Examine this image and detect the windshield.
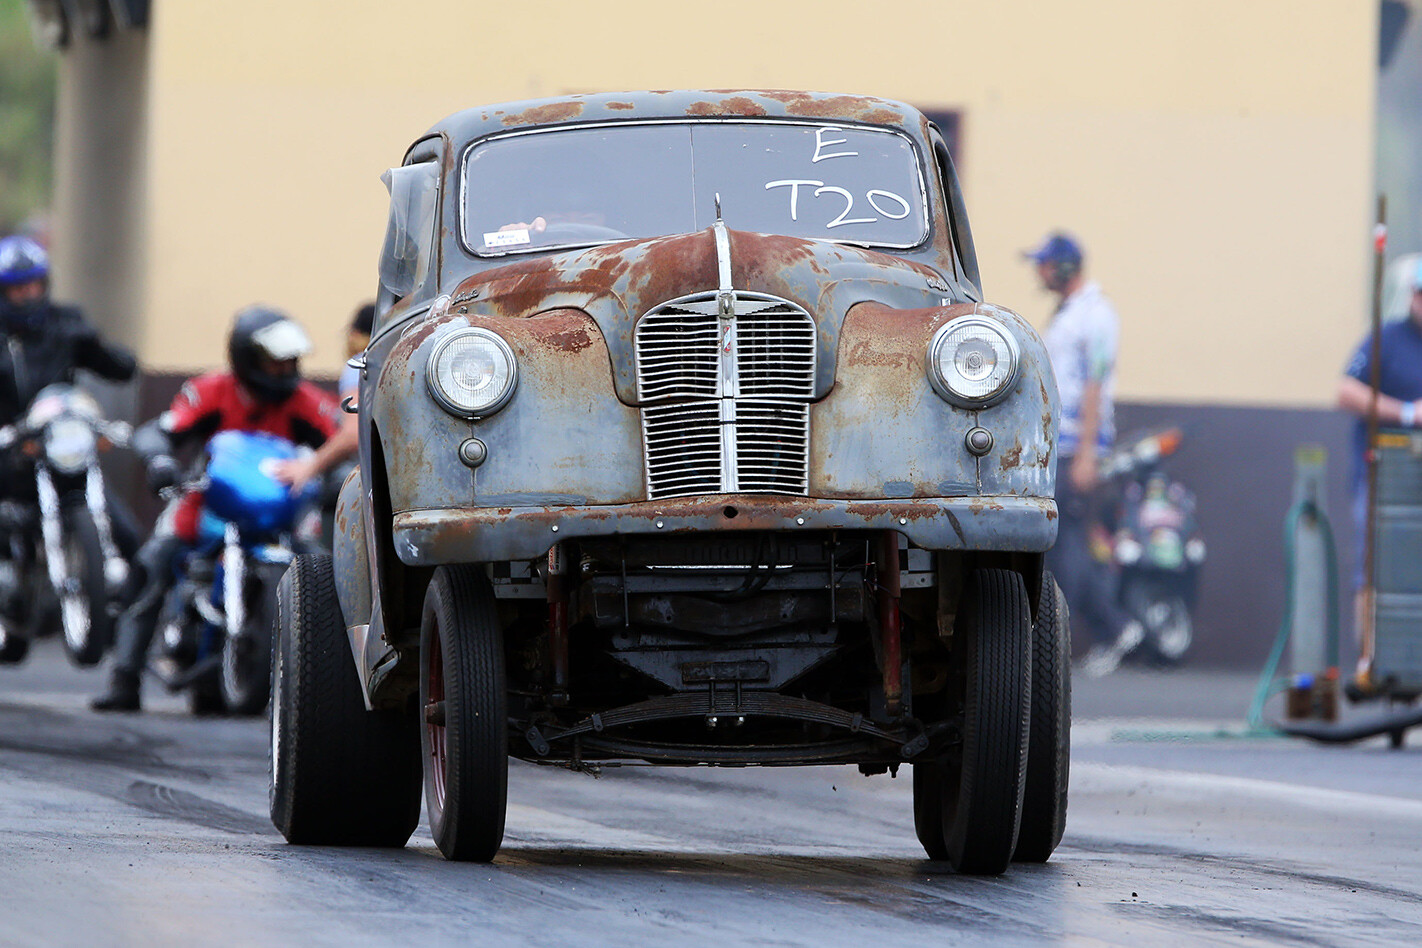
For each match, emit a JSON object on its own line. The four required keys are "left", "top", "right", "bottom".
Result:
{"left": 462, "top": 121, "right": 928, "bottom": 256}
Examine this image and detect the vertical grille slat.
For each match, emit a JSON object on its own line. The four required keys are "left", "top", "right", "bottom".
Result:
{"left": 636, "top": 291, "right": 816, "bottom": 500}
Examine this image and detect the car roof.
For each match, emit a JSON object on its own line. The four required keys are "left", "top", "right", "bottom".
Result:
{"left": 411, "top": 90, "right": 928, "bottom": 157}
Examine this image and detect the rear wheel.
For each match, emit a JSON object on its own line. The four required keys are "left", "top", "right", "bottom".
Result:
{"left": 270, "top": 554, "right": 422, "bottom": 846}
{"left": 57, "top": 506, "right": 109, "bottom": 667}
{"left": 421, "top": 565, "right": 507, "bottom": 862}
{"left": 935, "top": 568, "right": 1032, "bottom": 875}
{"left": 1014, "top": 571, "right": 1070, "bottom": 862}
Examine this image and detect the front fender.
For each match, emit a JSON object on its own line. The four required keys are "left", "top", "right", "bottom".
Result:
{"left": 331, "top": 466, "right": 371, "bottom": 632}
{"left": 810, "top": 302, "right": 1057, "bottom": 499}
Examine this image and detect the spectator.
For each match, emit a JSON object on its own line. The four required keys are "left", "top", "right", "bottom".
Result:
{"left": 1336, "top": 258, "right": 1422, "bottom": 680}
{"left": 1024, "top": 231, "right": 1140, "bottom": 677}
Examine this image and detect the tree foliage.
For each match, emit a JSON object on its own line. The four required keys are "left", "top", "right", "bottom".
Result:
{"left": 0, "top": 0, "right": 57, "bottom": 232}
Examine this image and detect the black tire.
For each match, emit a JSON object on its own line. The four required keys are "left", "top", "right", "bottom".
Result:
{"left": 0, "top": 618, "right": 29, "bottom": 664}
{"left": 270, "top": 554, "right": 422, "bottom": 846}
{"left": 421, "top": 565, "right": 507, "bottom": 862}
{"left": 220, "top": 561, "right": 285, "bottom": 715}
{"left": 57, "top": 506, "right": 110, "bottom": 667}
{"left": 941, "top": 568, "right": 1032, "bottom": 875}
{"left": 1014, "top": 571, "right": 1071, "bottom": 863}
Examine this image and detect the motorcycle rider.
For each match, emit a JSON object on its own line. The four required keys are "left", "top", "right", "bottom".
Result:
{"left": 0, "top": 234, "right": 143, "bottom": 573}
{"left": 0, "top": 235, "right": 138, "bottom": 425}
{"left": 92, "top": 305, "right": 339, "bottom": 712}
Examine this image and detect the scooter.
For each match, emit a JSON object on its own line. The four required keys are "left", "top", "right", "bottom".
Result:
{"left": 151, "top": 430, "right": 319, "bottom": 715}
{"left": 1097, "top": 427, "right": 1205, "bottom": 666}
{"left": 0, "top": 384, "right": 133, "bottom": 666}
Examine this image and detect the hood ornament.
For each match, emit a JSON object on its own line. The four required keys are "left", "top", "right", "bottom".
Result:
{"left": 713, "top": 193, "right": 734, "bottom": 319}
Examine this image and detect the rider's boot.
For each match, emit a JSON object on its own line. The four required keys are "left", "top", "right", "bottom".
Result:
{"left": 91, "top": 668, "right": 141, "bottom": 712}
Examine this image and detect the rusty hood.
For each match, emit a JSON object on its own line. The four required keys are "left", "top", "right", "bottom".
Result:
{"left": 449, "top": 228, "right": 957, "bottom": 404}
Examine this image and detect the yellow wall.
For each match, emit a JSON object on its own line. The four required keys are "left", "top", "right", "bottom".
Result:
{"left": 132, "top": 0, "right": 1376, "bottom": 407}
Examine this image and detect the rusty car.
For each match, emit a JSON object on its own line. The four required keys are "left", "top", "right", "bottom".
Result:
{"left": 268, "top": 90, "right": 1066, "bottom": 875}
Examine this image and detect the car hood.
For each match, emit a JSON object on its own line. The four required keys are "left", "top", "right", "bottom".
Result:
{"left": 447, "top": 228, "right": 959, "bottom": 403}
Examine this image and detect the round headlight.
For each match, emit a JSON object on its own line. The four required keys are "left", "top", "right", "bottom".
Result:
{"left": 926, "top": 317, "right": 1020, "bottom": 407}
{"left": 426, "top": 328, "right": 518, "bottom": 418}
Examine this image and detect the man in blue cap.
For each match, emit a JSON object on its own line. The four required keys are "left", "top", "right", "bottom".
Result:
{"left": 1337, "top": 257, "right": 1422, "bottom": 683}
{"left": 1025, "top": 231, "right": 1139, "bottom": 676}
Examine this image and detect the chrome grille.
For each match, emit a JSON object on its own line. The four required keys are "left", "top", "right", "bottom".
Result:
{"left": 636, "top": 291, "right": 816, "bottom": 499}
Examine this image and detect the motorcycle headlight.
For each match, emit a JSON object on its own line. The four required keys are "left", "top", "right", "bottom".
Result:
{"left": 926, "top": 316, "right": 1020, "bottom": 408}
{"left": 1185, "top": 538, "right": 1206, "bottom": 564}
{"left": 1114, "top": 536, "right": 1144, "bottom": 566}
{"left": 46, "top": 418, "right": 95, "bottom": 474}
{"left": 426, "top": 328, "right": 518, "bottom": 419}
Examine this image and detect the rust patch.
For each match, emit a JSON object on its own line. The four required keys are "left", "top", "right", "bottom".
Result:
{"left": 606, "top": 101, "right": 635, "bottom": 111}
{"left": 759, "top": 92, "right": 900, "bottom": 124}
{"left": 501, "top": 101, "right": 584, "bottom": 127}
{"left": 543, "top": 324, "right": 593, "bottom": 352}
{"left": 999, "top": 441, "right": 1023, "bottom": 471}
{"left": 451, "top": 230, "right": 719, "bottom": 321}
{"left": 840, "top": 301, "right": 971, "bottom": 367}
{"left": 687, "top": 97, "right": 769, "bottom": 117}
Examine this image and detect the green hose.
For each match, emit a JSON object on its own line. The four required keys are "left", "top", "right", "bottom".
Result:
{"left": 1247, "top": 498, "right": 1341, "bottom": 730}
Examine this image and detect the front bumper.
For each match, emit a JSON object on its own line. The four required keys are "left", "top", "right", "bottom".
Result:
{"left": 391, "top": 495, "right": 1057, "bottom": 565}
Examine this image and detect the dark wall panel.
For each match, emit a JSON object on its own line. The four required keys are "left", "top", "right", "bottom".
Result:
{"left": 1113, "top": 402, "right": 1357, "bottom": 670}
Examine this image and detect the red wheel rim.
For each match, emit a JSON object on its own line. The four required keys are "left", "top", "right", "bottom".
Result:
{"left": 427, "top": 622, "right": 448, "bottom": 813}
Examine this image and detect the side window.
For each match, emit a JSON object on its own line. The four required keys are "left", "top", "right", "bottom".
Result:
{"left": 375, "top": 159, "right": 440, "bottom": 328}
{"left": 929, "top": 126, "right": 980, "bottom": 296}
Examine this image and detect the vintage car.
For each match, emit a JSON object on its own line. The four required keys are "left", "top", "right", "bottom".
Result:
{"left": 269, "top": 90, "right": 1066, "bottom": 875}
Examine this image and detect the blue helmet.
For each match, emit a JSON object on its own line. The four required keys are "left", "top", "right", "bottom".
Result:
{"left": 0, "top": 236, "right": 50, "bottom": 287}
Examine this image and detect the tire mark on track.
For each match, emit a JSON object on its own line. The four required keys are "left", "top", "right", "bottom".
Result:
{"left": 125, "top": 780, "right": 273, "bottom": 835}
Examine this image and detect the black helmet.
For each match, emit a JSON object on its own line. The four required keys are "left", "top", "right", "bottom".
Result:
{"left": 228, "top": 305, "right": 311, "bottom": 403}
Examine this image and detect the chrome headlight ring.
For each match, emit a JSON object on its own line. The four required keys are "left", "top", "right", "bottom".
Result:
{"left": 425, "top": 327, "right": 519, "bottom": 419}
{"left": 926, "top": 316, "right": 1021, "bottom": 408}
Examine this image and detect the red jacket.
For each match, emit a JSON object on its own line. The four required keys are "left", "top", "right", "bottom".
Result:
{"left": 161, "top": 371, "right": 339, "bottom": 450}
{"left": 159, "top": 372, "right": 339, "bottom": 542}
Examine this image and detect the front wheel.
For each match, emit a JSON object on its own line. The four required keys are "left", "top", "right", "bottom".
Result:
{"left": 57, "top": 505, "right": 110, "bottom": 667}
{"left": 1014, "top": 571, "right": 1070, "bottom": 863}
{"left": 421, "top": 565, "right": 507, "bottom": 862}
{"left": 220, "top": 560, "right": 284, "bottom": 715}
{"left": 934, "top": 568, "right": 1033, "bottom": 875}
{"left": 270, "top": 554, "right": 422, "bottom": 846}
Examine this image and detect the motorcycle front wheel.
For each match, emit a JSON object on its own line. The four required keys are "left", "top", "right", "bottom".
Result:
{"left": 220, "top": 560, "right": 286, "bottom": 715}
{"left": 58, "top": 505, "right": 111, "bottom": 667}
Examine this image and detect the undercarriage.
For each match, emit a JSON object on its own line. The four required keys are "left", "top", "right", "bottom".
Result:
{"left": 485, "top": 531, "right": 1016, "bottom": 770}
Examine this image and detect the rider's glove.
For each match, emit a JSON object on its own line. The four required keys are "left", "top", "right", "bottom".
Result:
{"left": 146, "top": 455, "right": 180, "bottom": 494}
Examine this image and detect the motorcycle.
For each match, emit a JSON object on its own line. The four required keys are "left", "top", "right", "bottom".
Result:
{"left": 1095, "top": 427, "right": 1205, "bottom": 666}
{"left": 0, "top": 384, "right": 133, "bottom": 666}
{"left": 151, "top": 430, "right": 319, "bottom": 715}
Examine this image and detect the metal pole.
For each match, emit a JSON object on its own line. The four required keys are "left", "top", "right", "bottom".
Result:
{"left": 1361, "top": 196, "right": 1387, "bottom": 679}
